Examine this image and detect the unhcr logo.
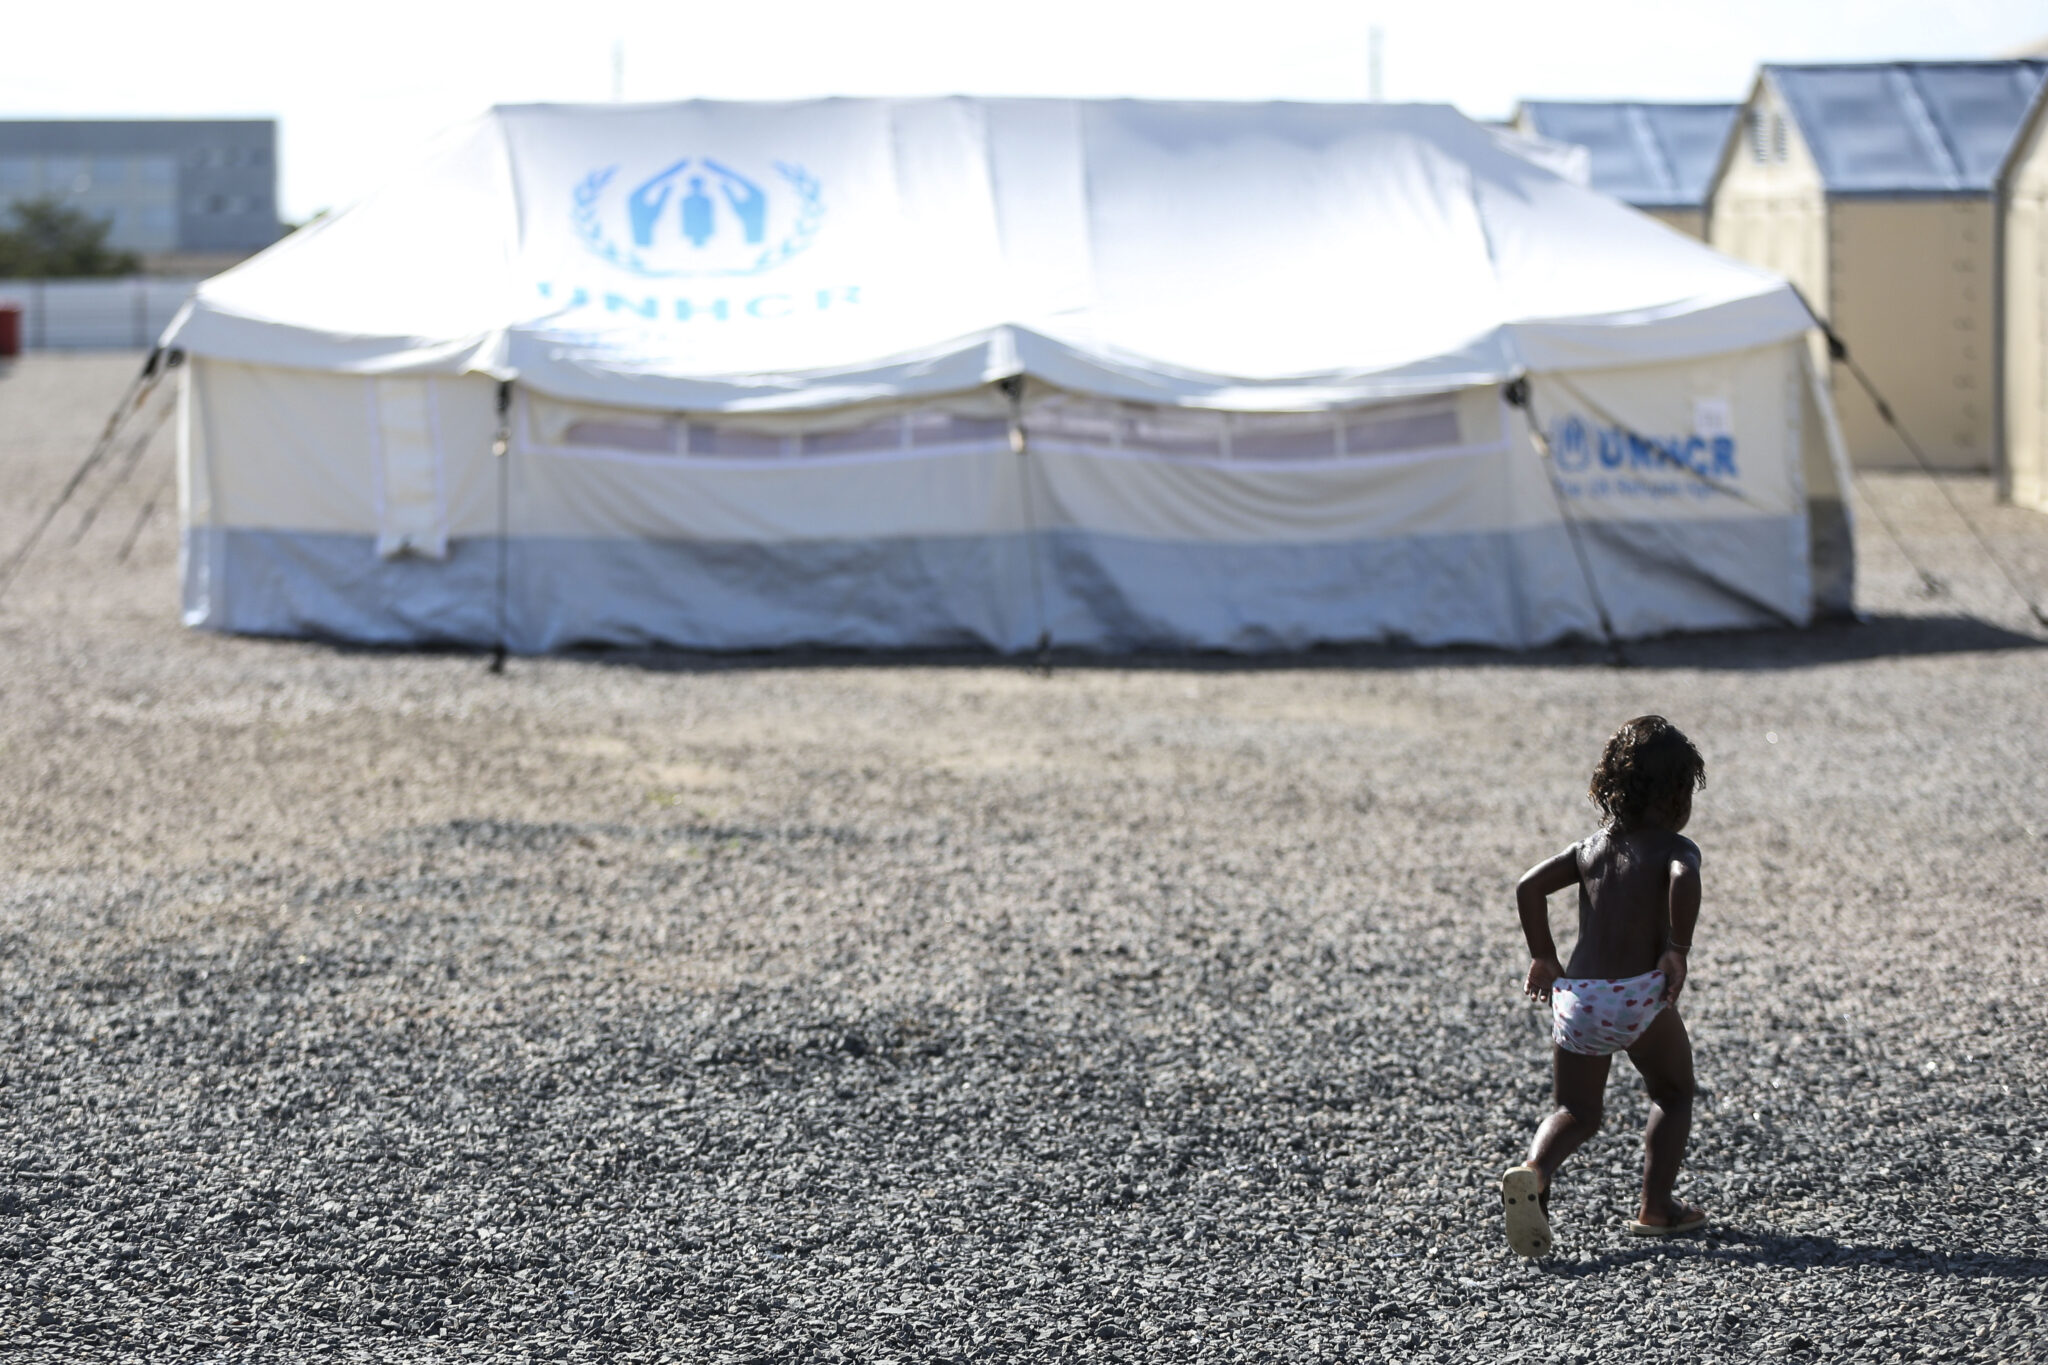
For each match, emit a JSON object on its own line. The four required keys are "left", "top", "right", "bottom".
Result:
{"left": 1550, "top": 415, "right": 1738, "bottom": 481}
{"left": 573, "top": 157, "right": 824, "bottom": 278}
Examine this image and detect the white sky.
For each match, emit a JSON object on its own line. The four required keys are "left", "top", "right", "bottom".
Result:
{"left": 7, "top": 0, "right": 2046, "bottom": 221}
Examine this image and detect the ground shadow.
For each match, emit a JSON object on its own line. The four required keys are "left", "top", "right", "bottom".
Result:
{"left": 500, "top": 612, "right": 2041, "bottom": 676}
{"left": 273, "top": 610, "right": 2044, "bottom": 677}
{"left": 1541, "top": 1223, "right": 2048, "bottom": 1279}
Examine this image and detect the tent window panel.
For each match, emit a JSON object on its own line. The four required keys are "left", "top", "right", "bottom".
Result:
{"left": 908, "top": 412, "right": 1008, "bottom": 449}
{"left": 562, "top": 417, "right": 679, "bottom": 455}
{"left": 687, "top": 424, "right": 787, "bottom": 458}
{"left": 1229, "top": 419, "right": 1337, "bottom": 462}
{"left": 1119, "top": 411, "right": 1224, "bottom": 459}
{"left": 1341, "top": 401, "right": 1462, "bottom": 456}
{"left": 1029, "top": 400, "right": 1123, "bottom": 448}
{"left": 800, "top": 416, "right": 907, "bottom": 457}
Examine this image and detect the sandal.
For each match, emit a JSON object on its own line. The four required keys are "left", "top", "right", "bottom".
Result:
{"left": 1500, "top": 1166, "right": 1553, "bottom": 1257}
{"left": 1625, "top": 1203, "right": 1707, "bottom": 1237}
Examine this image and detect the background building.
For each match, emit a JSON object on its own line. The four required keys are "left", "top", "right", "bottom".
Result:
{"left": 2003, "top": 84, "right": 2048, "bottom": 510}
{"left": 1708, "top": 61, "right": 2048, "bottom": 472}
{"left": 0, "top": 120, "right": 280, "bottom": 273}
{"left": 1512, "top": 101, "right": 1738, "bottom": 239}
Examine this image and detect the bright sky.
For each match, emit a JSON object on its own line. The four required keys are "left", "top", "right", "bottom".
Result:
{"left": 8, "top": 0, "right": 2045, "bottom": 221}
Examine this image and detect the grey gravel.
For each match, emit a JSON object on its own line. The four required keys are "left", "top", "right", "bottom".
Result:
{"left": 1, "top": 351, "right": 2046, "bottom": 1362}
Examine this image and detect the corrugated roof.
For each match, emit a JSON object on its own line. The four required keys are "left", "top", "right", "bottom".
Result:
{"left": 1517, "top": 102, "right": 1738, "bottom": 208}
{"left": 1764, "top": 60, "right": 2048, "bottom": 194}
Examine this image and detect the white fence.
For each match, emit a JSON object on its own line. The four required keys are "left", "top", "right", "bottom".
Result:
{"left": 0, "top": 277, "right": 206, "bottom": 350}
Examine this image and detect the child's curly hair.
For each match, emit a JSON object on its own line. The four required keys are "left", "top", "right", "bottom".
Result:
{"left": 1589, "top": 715, "right": 1705, "bottom": 829}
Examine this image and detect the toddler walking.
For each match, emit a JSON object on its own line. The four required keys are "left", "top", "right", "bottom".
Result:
{"left": 1501, "top": 715, "right": 1706, "bottom": 1257}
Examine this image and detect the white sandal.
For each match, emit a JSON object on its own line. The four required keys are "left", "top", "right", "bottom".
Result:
{"left": 1499, "top": 1166, "right": 1553, "bottom": 1257}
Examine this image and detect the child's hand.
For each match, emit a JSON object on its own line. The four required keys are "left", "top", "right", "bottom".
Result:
{"left": 1524, "top": 956, "right": 1563, "bottom": 1003}
{"left": 1658, "top": 948, "right": 1689, "bottom": 1004}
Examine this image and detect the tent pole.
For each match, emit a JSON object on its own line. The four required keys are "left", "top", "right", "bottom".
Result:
{"left": 1505, "top": 376, "right": 1626, "bottom": 666}
{"left": 1002, "top": 376, "right": 1053, "bottom": 666}
{"left": 489, "top": 380, "right": 513, "bottom": 672}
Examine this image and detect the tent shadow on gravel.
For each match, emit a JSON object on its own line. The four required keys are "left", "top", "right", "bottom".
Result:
{"left": 515, "top": 611, "right": 2043, "bottom": 675}
{"left": 1540, "top": 1227, "right": 2048, "bottom": 1279}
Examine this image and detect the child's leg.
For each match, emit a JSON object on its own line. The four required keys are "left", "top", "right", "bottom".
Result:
{"left": 1624, "top": 1007, "right": 1698, "bottom": 1223}
{"left": 1525, "top": 1046, "right": 1610, "bottom": 1187}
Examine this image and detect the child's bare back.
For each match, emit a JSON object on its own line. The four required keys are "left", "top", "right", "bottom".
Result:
{"left": 1566, "top": 826, "right": 1700, "bottom": 981}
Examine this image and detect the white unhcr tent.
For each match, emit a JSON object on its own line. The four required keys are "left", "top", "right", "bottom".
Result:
{"left": 165, "top": 99, "right": 1855, "bottom": 653}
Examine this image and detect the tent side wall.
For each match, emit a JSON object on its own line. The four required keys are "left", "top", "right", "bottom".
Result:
{"left": 2007, "top": 98, "right": 2048, "bottom": 511}
{"left": 1827, "top": 196, "right": 2000, "bottom": 472}
{"left": 181, "top": 341, "right": 1833, "bottom": 653}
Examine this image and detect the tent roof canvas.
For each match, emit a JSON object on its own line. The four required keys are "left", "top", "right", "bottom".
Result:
{"left": 1764, "top": 60, "right": 2048, "bottom": 195}
{"left": 167, "top": 98, "right": 1811, "bottom": 413}
{"left": 1516, "top": 101, "right": 1739, "bottom": 209}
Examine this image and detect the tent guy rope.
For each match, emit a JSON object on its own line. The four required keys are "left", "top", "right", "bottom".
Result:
{"left": 0, "top": 347, "right": 178, "bottom": 606}
{"left": 1795, "top": 290, "right": 2048, "bottom": 629}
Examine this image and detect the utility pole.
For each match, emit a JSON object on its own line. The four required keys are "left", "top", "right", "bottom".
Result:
{"left": 611, "top": 40, "right": 625, "bottom": 102}
{"left": 1368, "top": 26, "right": 1384, "bottom": 102}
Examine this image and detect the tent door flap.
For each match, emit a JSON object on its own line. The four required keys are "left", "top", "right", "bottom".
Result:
{"left": 371, "top": 377, "right": 449, "bottom": 560}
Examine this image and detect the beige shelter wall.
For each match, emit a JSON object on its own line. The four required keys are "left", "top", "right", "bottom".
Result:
{"left": 1829, "top": 197, "right": 1997, "bottom": 471}
{"left": 1710, "top": 80, "right": 1830, "bottom": 315}
{"left": 2007, "top": 105, "right": 2048, "bottom": 510}
{"left": 1707, "top": 83, "right": 1832, "bottom": 404}
{"left": 1646, "top": 206, "right": 1707, "bottom": 240}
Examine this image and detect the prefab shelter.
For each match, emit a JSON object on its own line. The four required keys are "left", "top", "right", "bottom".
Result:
{"left": 1708, "top": 61, "right": 2048, "bottom": 473}
{"left": 1513, "top": 102, "right": 1738, "bottom": 240}
{"left": 2003, "top": 80, "right": 2048, "bottom": 511}
{"left": 164, "top": 99, "right": 1854, "bottom": 654}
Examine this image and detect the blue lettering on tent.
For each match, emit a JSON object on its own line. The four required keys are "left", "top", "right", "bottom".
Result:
{"left": 1545, "top": 412, "right": 1742, "bottom": 499}
{"left": 606, "top": 293, "right": 660, "bottom": 319}
{"left": 533, "top": 281, "right": 862, "bottom": 325}
{"left": 674, "top": 298, "right": 731, "bottom": 323}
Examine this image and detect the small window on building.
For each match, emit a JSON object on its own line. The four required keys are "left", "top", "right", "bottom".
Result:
{"left": 138, "top": 156, "right": 176, "bottom": 186}
{"left": 92, "top": 155, "right": 128, "bottom": 185}
{"left": 1771, "top": 115, "right": 1789, "bottom": 162}
{"left": 46, "top": 157, "right": 89, "bottom": 193}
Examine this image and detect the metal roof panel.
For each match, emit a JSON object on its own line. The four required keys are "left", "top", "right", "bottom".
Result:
{"left": 1765, "top": 61, "right": 2048, "bottom": 194}
{"left": 1519, "top": 102, "right": 1737, "bottom": 208}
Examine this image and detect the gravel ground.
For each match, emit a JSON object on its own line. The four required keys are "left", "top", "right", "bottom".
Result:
{"left": 1, "top": 351, "right": 2045, "bottom": 1362}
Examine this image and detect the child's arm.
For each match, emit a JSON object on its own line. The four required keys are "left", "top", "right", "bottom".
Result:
{"left": 1660, "top": 841, "right": 1702, "bottom": 1004}
{"left": 1515, "top": 846, "right": 1579, "bottom": 1001}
